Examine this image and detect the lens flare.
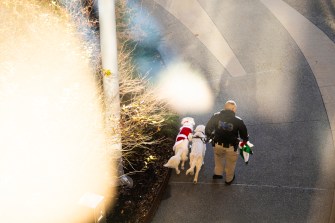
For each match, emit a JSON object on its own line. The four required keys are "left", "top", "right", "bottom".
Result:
{"left": 0, "top": 1, "right": 116, "bottom": 222}
{"left": 155, "top": 62, "right": 214, "bottom": 114}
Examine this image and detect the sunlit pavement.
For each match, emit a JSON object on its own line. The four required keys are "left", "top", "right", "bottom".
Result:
{"left": 133, "top": 0, "right": 335, "bottom": 222}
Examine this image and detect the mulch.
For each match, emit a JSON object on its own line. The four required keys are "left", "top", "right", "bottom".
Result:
{"left": 106, "top": 143, "right": 174, "bottom": 223}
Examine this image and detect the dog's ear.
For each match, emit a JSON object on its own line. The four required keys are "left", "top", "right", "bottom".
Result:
{"left": 190, "top": 118, "right": 195, "bottom": 125}
{"left": 200, "top": 125, "right": 205, "bottom": 132}
{"left": 195, "top": 124, "right": 205, "bottom": 132}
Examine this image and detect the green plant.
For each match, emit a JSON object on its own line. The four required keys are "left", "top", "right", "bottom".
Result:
{"left": 115, "top": 0, "right": 179, "bottom": 174}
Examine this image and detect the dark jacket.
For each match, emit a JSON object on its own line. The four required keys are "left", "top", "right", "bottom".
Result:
{"left": 205, "top": 110, "right": 248, "bottom": 147}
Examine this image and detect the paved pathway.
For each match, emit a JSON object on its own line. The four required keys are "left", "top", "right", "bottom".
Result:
{"left": 137, "top": 0, "right": 335, "bottom": 222}
{"left": 154, "top": 0, "right": 246, "bottom": 77}
{"left": 261, "top": 0, "right": 335, "bottom": 145}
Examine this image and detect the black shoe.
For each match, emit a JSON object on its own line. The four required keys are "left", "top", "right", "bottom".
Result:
{"left": 213, "top": 174, "right": 223, "bottom": 179}
{"left": 225, "top": 175, "right": 235, "bottom": 185}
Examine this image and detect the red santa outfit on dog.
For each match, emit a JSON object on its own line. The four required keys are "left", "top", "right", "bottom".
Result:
{"left": 174, "top": 123, "right": 193, "bottom": 148}
{"left": 164, "top": 117, "right": 195, "bottom": 174}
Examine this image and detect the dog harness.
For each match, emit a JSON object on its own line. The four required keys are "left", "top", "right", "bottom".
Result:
{"left": 192, "top": 131, "right": 207, "bottom": 144}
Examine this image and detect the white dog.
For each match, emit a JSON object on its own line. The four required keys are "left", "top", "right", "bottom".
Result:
{"left": 164, "top": 117, "right": 195, "bottom": 174}
{"left": 186, "top": 125, "right": 206, "bottom": 184}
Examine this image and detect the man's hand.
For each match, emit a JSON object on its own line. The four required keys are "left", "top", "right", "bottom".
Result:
{"left": 204, "top": 137, "right": 212, "bottom": 143}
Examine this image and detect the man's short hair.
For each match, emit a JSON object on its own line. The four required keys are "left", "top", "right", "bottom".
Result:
{"left": 224, "top": 100, "right": 237, "bottom": 111}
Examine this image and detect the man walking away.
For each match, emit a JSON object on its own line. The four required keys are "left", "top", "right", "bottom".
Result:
{"left": 205, "top": 100, "right": 249, "bottom": 185}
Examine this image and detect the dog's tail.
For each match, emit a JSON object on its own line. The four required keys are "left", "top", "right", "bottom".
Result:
{"left": 164, "top": 150, "right": 182, "bottom": 169}
{"left": 186, "top": 155, "right": 199, "bottom": 175}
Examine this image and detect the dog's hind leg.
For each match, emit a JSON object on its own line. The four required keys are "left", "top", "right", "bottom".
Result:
{"left": 189, "top": 154, "right": 193, "bottom": 166}
{"left": 181, "top": 151, "right": 188, "bottom": 170}
{"left": 193, "top": 158, "right": 203, "bottom": 184}
{"left": 181, "top": 157, "right": 189, "bottom": 170}
{"left": 175, "top": 167, "right": 180, "bottom": 174}
{"left": 186, "top": 154, "right": 195, "bottom": 176}
{"left": 189, "top": 155, "right": 194, "bottom": 174}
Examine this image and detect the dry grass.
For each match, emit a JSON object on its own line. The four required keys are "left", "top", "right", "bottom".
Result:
{"left": 57, "top": 0, "right": 178, "bottom": 174}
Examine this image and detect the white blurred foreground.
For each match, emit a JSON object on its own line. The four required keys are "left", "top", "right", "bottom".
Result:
{"left": 155, "top": 62, "right": 214, "bottom": 114}
{"left": 0, "top": 1, "right": 116, "bottom": 222}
